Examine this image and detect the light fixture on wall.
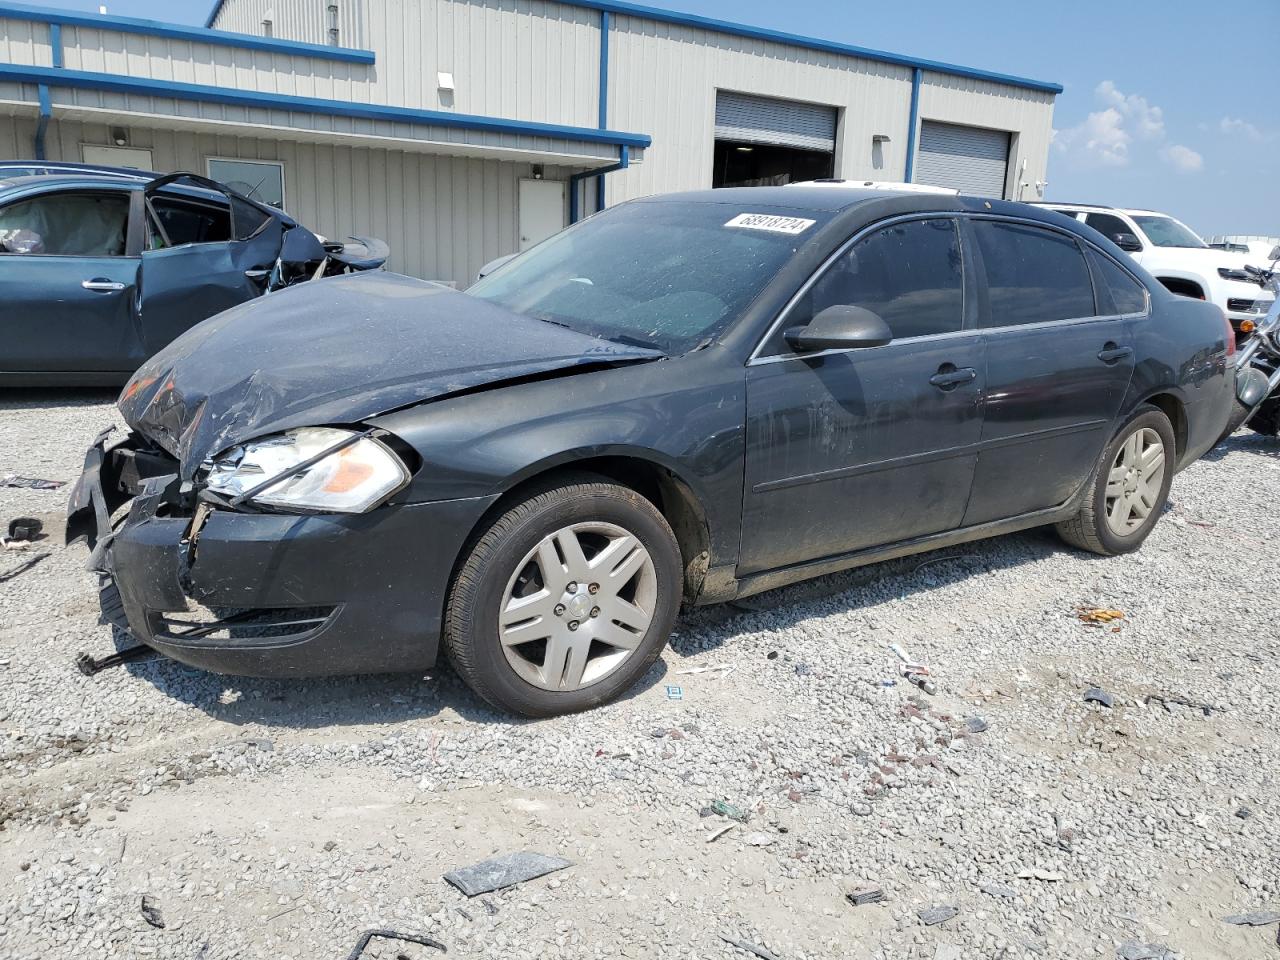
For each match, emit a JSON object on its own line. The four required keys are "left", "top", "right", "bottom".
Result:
{"left": 111, "top": 126, "right": 129, "bottom": 146}
{"left": 437, "top": 72, "right": 455, "bottom": 93}
{"left": 871, "top": 134, "right": 891, "bottom": 144}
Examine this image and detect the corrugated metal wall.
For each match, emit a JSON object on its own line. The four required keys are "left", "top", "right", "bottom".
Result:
{"left": 918, "top": 72, "right": 1056, "bottom": 201}
{"left": 213, "top": 0, "right": 600, "bottom": 128}
{"left": 211, "top": 0, "right": 366, "bottom": 48}
{"left": 604, "top": 15, "right": 915, "bottom": 205}
{"left": 3, "top": 115, "right": 587, "bottom": 286}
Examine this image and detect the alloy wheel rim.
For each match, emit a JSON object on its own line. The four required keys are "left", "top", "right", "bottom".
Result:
{"left": 498, "top": 521, "right": 657, "bottom": 692}
{"left": 1104, "top": 427, "right": 1166, "bottom": 536}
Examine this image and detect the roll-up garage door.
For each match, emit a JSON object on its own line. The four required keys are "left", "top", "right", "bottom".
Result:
{"left": 915, "top": 121, "right": 1010, "bottom": 197}
{"left": 714, "top": 92, "right": 837, "bottom": 152}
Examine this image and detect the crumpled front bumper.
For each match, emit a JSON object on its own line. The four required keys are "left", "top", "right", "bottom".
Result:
{"left": 67, "top": 432, "right": 497, "bottom": 678}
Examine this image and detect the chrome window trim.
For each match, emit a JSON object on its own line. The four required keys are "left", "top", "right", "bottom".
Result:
{"left": 749, "top": 211, "right": 1153, "bottom": 365}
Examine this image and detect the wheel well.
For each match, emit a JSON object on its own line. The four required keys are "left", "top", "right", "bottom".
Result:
{"left": 486, "top": 456, "right": 712, "bottom": 603}
{"left": 1144, "top": 392, "right": 1187, "bottom": 458}
{"left": 1156, "top": 277, "right": 1205, "bottom": 300}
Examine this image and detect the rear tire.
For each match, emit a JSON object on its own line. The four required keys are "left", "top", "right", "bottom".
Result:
{"left": 444, "top": 475, "right": 682, "bottom": 717}
{"left": 1056, "top": 405, "right": 1176, "bottom": 556}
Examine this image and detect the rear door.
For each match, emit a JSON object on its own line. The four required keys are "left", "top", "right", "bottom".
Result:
{"left": 739, "top": 216, "right": 984, "bottom": 575}
{"left": 961, "top": 217, "right": 1137, "bottom": 525}
{"left": 137, "top": 181, "right": 283, "bottom": 355}
{"left": 0, "top": 185, "right": 141, "bottom": 374}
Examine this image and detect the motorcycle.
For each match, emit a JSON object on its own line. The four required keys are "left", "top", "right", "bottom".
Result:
{"left": 1221, "top": 247, "right": 1280, "bottom": 441}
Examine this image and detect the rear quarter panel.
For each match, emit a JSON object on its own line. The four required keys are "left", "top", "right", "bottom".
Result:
{"left": 1126, "top": 292, "right": 1233, "bottom": 468}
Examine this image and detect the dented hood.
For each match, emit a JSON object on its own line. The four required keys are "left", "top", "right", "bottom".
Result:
{"left": 118, "top": 272, "right": 662, "bottom": 478}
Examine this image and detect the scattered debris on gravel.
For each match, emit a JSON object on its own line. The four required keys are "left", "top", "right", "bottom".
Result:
{"left": 2, "top": 392, "right": 1279, "bottom": 960}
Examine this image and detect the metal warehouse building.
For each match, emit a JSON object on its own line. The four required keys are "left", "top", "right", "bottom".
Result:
{"left": 0, "top": 0, "right": 1060, "bottom": 286}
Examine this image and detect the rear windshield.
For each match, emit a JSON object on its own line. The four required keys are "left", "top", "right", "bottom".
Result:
{"left": 467, "top": 200, "right": 830, "bottom": 353}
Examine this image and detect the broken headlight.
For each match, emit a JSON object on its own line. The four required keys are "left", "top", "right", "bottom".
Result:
{"left": 204, "top": 427, "right": 410, "bottom": 513}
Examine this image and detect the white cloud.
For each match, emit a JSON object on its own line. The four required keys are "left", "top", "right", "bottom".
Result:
{"left": 1220, "top": 116, "right": 1270, "bottom": 141}
{"left": 1055, "top": 81, "right": 1168, "bottom": 167}
{"left": 1095, "top": 80, "right": 1165, "bottom": 140}
{"left": 1161, "top": 144, "right": 1204, "bottom": 173}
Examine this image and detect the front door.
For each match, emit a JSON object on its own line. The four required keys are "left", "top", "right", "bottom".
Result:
{"left": 739, "top": 216, "right": 983, "bottom": 575}
{"left": 137, "top": 188, "right": 284, "bottom": 355}
{"left": 961, "top": 218, "right": 1137, "bottom": 525}
{"left": 518, "top": 179, "right": 566, "bottom": 251}
{"left": 0, "top": 186, "right": 141, "bottom": 374}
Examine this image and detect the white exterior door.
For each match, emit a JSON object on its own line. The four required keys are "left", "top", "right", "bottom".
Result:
{"left": 518, "top": 179, "right": 566, "bottom": 251}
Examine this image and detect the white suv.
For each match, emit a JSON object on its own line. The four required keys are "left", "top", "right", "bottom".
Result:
{"left": 1034, "top": 203, "right": 1275, "bottom": 339}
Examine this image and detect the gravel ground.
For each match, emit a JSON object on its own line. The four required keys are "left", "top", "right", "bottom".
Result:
{"left": 1, "top": 389, "right": 1279, "bottom": 960}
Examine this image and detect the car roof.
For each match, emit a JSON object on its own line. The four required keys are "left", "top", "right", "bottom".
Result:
{"left": 638, "top": 184, "right": 968, "bottom": 213}
{"left": 1031, "top": 201, "right": 1170, "bottom": 218}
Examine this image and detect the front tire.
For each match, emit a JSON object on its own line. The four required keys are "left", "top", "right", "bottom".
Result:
{"left": 1056, "top": 405, "right": 1176, "bottom": 556}
{"left": 444, "top": 476, "right": 682, "bottom": 717}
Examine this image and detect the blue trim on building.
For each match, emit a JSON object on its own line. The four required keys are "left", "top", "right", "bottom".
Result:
{"left": 205, "top": 0, "right": 226, "bottom": 28}
{"left": 48, "top": 22, "right": 63, "bottom": 68}
{"left": 571, "top": 144, "right": 629, "bottom": 224}
{"left": 595, "top": 9, "right": 611, "bottom": 212}
{"left": 0, "top": 1, "right": 376, "bottom": 64}
{"left": 0, "top": 64, "right": 653, "bottom": 152}
{"left": 548, "top": 0, "right": 1061, "bottom": 94}
{"left": 34, "top": 83, "right": 51, "bottom": 160}
{"left": 904, "top": 67, "right": 921, "bottom": 182}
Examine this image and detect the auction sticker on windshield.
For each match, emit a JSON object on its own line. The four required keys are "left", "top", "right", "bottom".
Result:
{"left": 724, "top": 213, "right": 816, "bottom": 235}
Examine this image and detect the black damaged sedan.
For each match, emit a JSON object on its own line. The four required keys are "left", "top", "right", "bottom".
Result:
{"left": 68, "top": 186, "right": 1234, "bottom": 716}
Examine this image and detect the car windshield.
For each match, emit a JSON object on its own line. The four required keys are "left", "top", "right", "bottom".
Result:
{"left": 1132, "top": 215, "right": 1206, "bottom": 249}
{"left": 467, "top": 199, "right": 829, "bottom": 353}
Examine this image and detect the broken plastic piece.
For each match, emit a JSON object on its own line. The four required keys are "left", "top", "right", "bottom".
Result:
{"left": 75, "top": 644, "right": 155, "bottom": 677}
{"left": 344, "top": 929, "right": 445, "bottom": 960}
{"left": 846, "top": 885, "right": 885, "bottom": 906}
{"left": 1083, "top": 687, "right": 1115, "bottom": 708}
{"left": 1222, "top": 911, "right": 1280, "bottom": 926}
{"left": 443, "top": 852, "right": 571, "bottom": 897}
{"left": 140, "top": 894, "right": 165, "bottom": 929}
{"left": 1, "top": 474, "right": 65, "bottom": 490}
{"left": 917, "top": 905, "right": 958, "bottom": 926}
{"left": 709, "top": 799, "right": 749, "bottom": 823}
{"left": 7, "top": 517, "right": 42, "bottom": 541}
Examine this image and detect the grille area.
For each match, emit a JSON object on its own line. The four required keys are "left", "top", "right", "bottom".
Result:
{"left": 148, "top": 605, "right": 337, "bottom": 646}
{"left": 1228, "top": 298, "right": 1258, "bottom": 313}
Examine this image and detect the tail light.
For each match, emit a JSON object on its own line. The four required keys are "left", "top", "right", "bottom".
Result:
{"left": 1223, "top": 308, "right": 1236, "bottom": 356}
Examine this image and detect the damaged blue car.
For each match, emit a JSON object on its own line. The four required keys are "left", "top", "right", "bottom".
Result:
{"left": 0, "top": 168, "right": 388, "bottom": 386}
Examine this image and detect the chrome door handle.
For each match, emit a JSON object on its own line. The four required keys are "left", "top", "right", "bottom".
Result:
{"left": 1098, "top": 344, "right": 1133, "bottom": 363}
{"left": 929, "top": 366, "right": 977, "bottom": 389}
{"left": 82, "top": 279, "right": 125, "bottom": 292}
{"left": 244, "top": 268, "right": 271, "bottom": 279}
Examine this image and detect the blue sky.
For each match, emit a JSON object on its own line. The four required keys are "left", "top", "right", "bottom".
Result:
{"left": 31, "top": 0, "right": 1280, "bottom": 238}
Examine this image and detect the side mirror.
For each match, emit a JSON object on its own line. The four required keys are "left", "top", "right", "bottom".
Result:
{"left": 784, "top": 305, "right": 893, "bottom": 352}
{"left": 1269, "top": 245, "right": 1280, "bottom": 263}
{"left": 476, "top": 253, "right": 517, "bottom": 282}
{"left": 1112, "top": 232, "right": 1143, "bottom": 253}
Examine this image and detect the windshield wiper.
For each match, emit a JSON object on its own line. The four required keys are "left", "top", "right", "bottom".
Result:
{"left": 601, "top": 332, "right": 664, "bottom": 353}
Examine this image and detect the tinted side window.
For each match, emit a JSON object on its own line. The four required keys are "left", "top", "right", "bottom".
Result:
{"left": 1089, "top": 249, "right": 1148, "bottom": 315}
{"left": 1084, "top": 212, "right": 1138, "bottom": 247}
{"left": 971, "top": 220, "right": 1095, "bottom": 327}
{"left": 0, "top": 191, "right": 130, "bottom": 257}
{"left": 796, "top": 218, "right": 964, "bottom": 340}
